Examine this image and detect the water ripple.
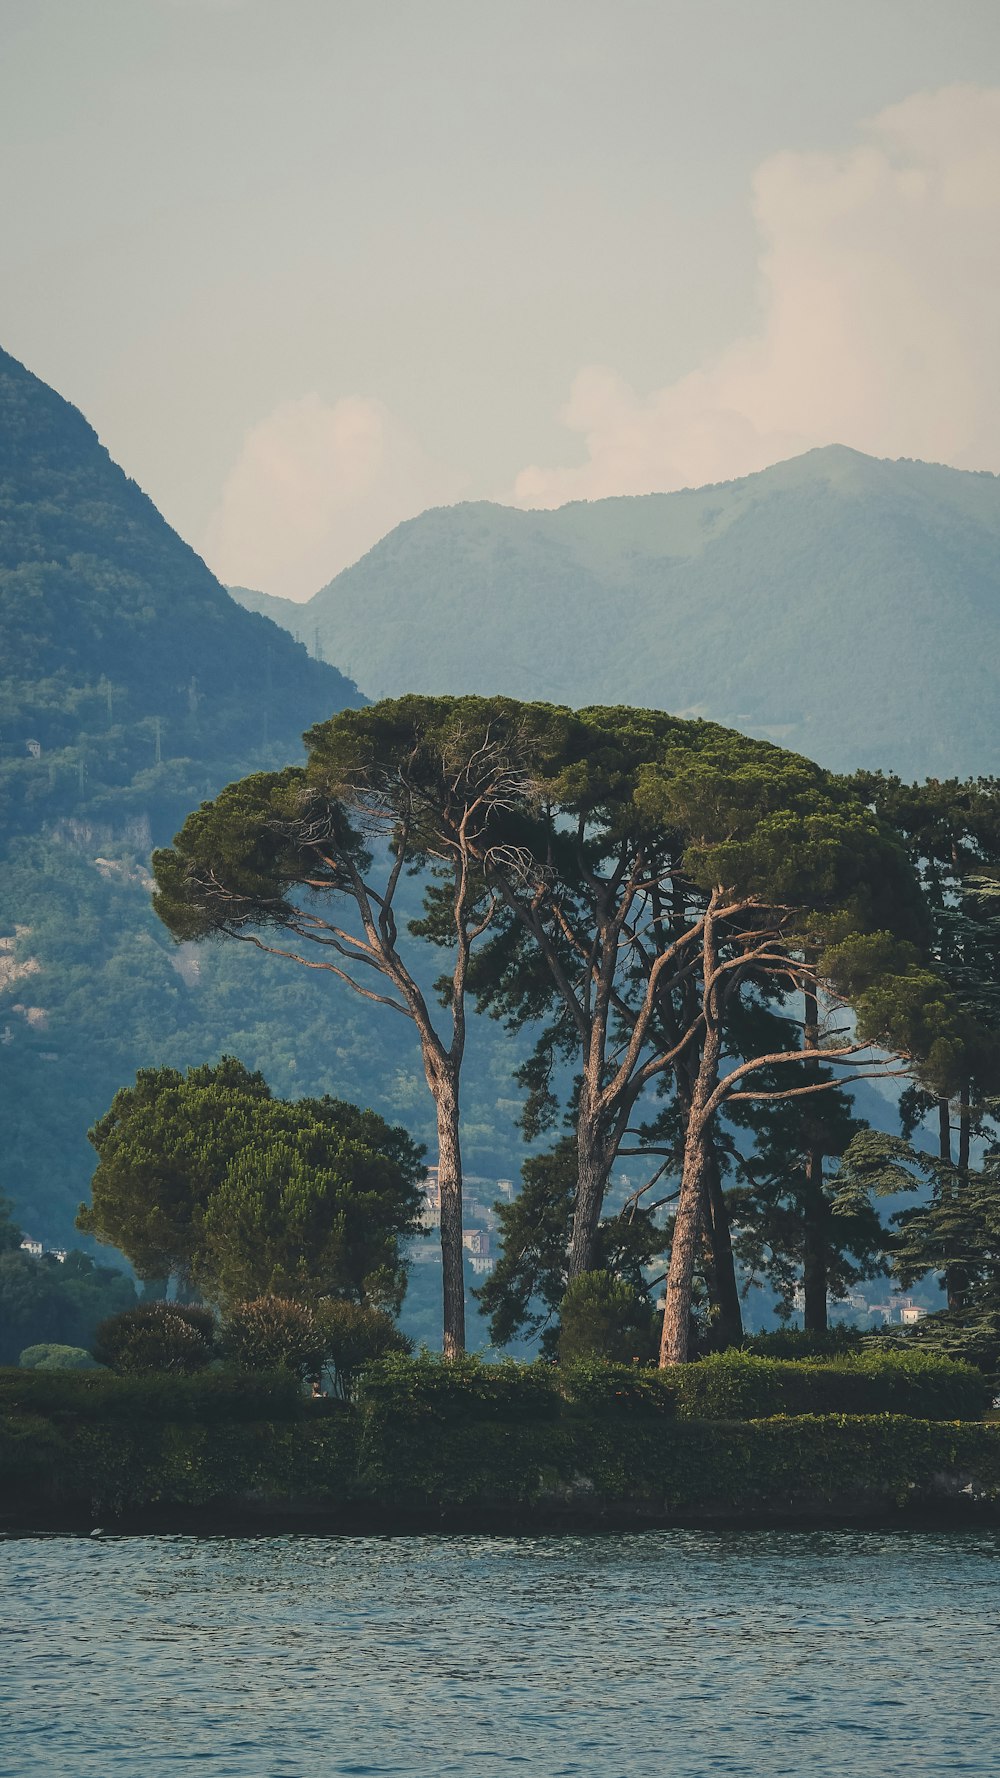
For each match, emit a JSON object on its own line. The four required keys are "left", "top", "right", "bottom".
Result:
{"left": 2, "top": 1529, "right": 999, "bottom": 1776}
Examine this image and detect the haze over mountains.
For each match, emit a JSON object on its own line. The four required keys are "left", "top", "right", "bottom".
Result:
{"left": 233, "top": 447, "right": 1000, "bottom": 782}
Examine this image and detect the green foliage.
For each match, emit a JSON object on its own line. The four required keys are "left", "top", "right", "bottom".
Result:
{"left": 557, "top": 1272, "right": 658, "bottom": 1364}
{"left": 19, "top": 1343, "right": 100, "bottom": 1370}
{"left": 0, "top": 1192, "right": 22, "bottom": 1251}
{"left": 0, "top": 1248, "right": 136, "bottom": 1364}
{"left": 745, "top": 1327, "right": 863, "bottom": 1360}
{"left": 663, "top": 1348, "right": 988, "bottom": 1422}
{"left": 558, "top": 1361, "right": 677, "bottom": 1416}
{"left": 476, "top": 1140, "right": 664, "bottom": 1352}
{"left": 351, "top": 1347, "right": 984, "bottom": 1425}
{"left": 221, "top": 1297, "right": 324, "bottom": 1380}
{"left": 93, "top": 1303, "right": 216, "bottom": 1374}
{"left": 80, "top": 1058, "right": 425, "bottom": 1307}
{"left": 0, "top": 1366, "right": 303, "bottom": 1422}
{"left": 357, "top": 1352, "right": 560, "bottom": 1423}
{"left": 315, "top": 1300, "right": 412, "bottom": 1400}
{"left": 3, "top": 1405, "right": 999, "bottom": 1521}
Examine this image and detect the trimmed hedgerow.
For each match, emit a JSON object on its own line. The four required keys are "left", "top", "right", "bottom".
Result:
{"left": 0, "top": 1367, "right": 304, "bottom": 1423}
{"left": 2, "top": 1409, "right": 999, "bottom": 1519}
{"left": 354, "top": 1350, "right": 985, "bottom": 1424}
{"left": 744, "top": 1327, "right": 863, "bottom": 1360}
{"left": 662, "top": 1349, "right": 988, "bottom": 1422}
{"left": 559, "top": 1361, "right": 677, "bottom": 1416}
{"left": 357, "top": 1353, "right": 560, "bottom": 1423}
{"left": 0, "top": 1348, "right": 985, "bottom": 1439}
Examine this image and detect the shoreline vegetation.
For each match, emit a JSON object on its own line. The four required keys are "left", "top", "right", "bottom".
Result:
{"left": 3, "top": 1352, "right": 998, "bottom": 1534}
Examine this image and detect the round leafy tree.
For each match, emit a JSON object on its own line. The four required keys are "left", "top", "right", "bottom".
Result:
{"left": 79, "top": 1057, "right": 425, "bottom": 1309}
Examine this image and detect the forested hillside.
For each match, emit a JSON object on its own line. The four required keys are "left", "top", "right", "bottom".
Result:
{"left": 234, "top": 447, "right": 1000, "bottom": 781}
{"left": 0, "top": 349, "right": 526, "bottom": 1272}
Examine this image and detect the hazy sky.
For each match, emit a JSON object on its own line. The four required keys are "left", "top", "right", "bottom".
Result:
{"left": 3, "top": 0, "right": 1000, "bottom": 596}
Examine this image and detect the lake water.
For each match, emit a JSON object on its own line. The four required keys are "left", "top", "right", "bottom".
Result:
{"left": 3, "top": 1528, "right": 998, "bottom": 1776}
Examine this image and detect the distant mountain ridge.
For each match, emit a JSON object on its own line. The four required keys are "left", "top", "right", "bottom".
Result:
{"left": 0, "top": 345, "right": 361, "bottom": 809}
{"left": 231, "top": 447, "right": 1000, "bottom": 780}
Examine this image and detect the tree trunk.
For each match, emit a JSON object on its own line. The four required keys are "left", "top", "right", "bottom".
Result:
{"left": 567, "top": 1086, "right": 611, "bottom": 1278}
{"left": 949, "top": 1087, "right": 971, "bottom": 1313}
{"left": 659, "top": 1112, "right": 708, "bottom": 1365}
{"left": 433, "top": 1069, "right": 466, "bottom": 1357}
{"left": 704, "top": 1147, "right": 743, "bottom": 1346}
{"left": 937, "top": 1094, "right": 966, "bottom": 1312}
{"left": 660, "top": 897, "right": 723, "bottom": 1366}
{"left": 801, "top": 967, "right": 827, "bottom": 1333}
{"left": 801, "top": 1158, "right": 828, "bottom": 1333}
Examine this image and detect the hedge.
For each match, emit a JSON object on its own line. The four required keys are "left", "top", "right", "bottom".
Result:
{"left": 662, "top": 1349, "right": 989, "bottom": 1422}
{"left": 2, "top": 1409, "right": 999, "bottom": 1519}
{"left": 357, "top": 1353, "right": 561, "bottom": 1422}
{"left": 355, "top": 1350, "right": 988, "bottom": 1423}
{"left": 0, "top": 1367, "right": 304, "bottom": 1423}
{"left": 0, "top": 1348, "right": 986, "bottom": 1431}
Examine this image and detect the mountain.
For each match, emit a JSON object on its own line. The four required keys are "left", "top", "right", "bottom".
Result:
{"left": 0, "top": 346, "right": 362, "bottom": 841}
{"left": 0, "top": 351, "right": 524, "bottom": 1281}
{"left": 232, "top": 447, "right": 1000, "bottom": 781}
{"left": 227, "top": 583, "right": 312, "bottom": 639}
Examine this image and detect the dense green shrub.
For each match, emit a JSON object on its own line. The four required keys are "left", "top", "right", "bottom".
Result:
{"left": 222, "top": 1298, "right": 323, "bottom": 1380}
{"left": 19, "top": 1344, "right": 100, "bottom": 1371}
{"left": 93, "top": 1303, "right": 217, "bottom": 1375}
{"left": 316, "top": 1302, "right": 412, "bottom": 1399}
{"left": 666, "top": 1351, "right": 786, "bottom": 1419}
{"left": 807, "top": 1349, "right": 989, "bottom": 1420}
{"left": 0, "top": 1367, "right": 303, "bottom": 1422}
{"left": 557, "top": 1273, "right": 658, "bottom": 1364}
{"left": 2, "top": 1408, "right": 999, "bottom": 1520}
{"left": 357, "top": 1353, "right": 560, "bottom": 1423}
{"left": 559, "top": 1361, "right": 676, "bottom": 1416}
{"left": 745, "top": 1327, "right": 862, "bottom": 1360}
{"left": 664, "top": 1349, "right": 988, "bottom": 1422}
{"left": 0, "top": 1412, "right": 69, "bottom": 1483}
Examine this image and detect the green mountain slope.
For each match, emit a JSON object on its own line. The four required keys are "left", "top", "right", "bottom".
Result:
{"left": 0, "top": 346, "right": 363, "bottom": 838}
{"left": 235, "top": 447, "right": 1000, "bottom": 780}
{"left": 0, "top": 351, "right": 512, "bottom": 1269}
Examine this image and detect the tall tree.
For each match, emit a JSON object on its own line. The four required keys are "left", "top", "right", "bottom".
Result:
{"left": 837, "top": 1127, "right": 1000, "bottom": 1366}
{"left": 850, "top": 774, "right": 1000, "bottom": 1308}
{"left": 444, "top": 706, "right": 931, "bottom": 1360}
{"left": 153, "top": 701, "right": 527, "bottom": 1352}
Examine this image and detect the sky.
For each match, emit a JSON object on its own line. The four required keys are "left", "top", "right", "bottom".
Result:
{"left": 2, "top": 0, "right": 1000, "bottom": 598}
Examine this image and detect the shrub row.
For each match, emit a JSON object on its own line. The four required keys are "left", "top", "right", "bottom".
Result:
{"left": 2, "top": 1408, "right": 999, "bottom": 1519}
{"left": 358, "top": 1353, "right": 561, "bottom": 1422}
{"left": 0, "top": 1347, "right": 987, "bottom": 1427}
{"left": 664, "top": 1349, "right": 989, "bottom": 1422}
{"left": 356, "top": 1349, "right": 988, "bottom": 1423}
{"left": 0, "top": 1367, "right": 304, "bottom": 1422}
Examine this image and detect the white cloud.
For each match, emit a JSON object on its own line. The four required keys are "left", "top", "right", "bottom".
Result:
{"left": 513, "top": 85, "right": 1000, "bottom": 507}
{"left": 202, "top": 393, "right": 461, "bottom": 598}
